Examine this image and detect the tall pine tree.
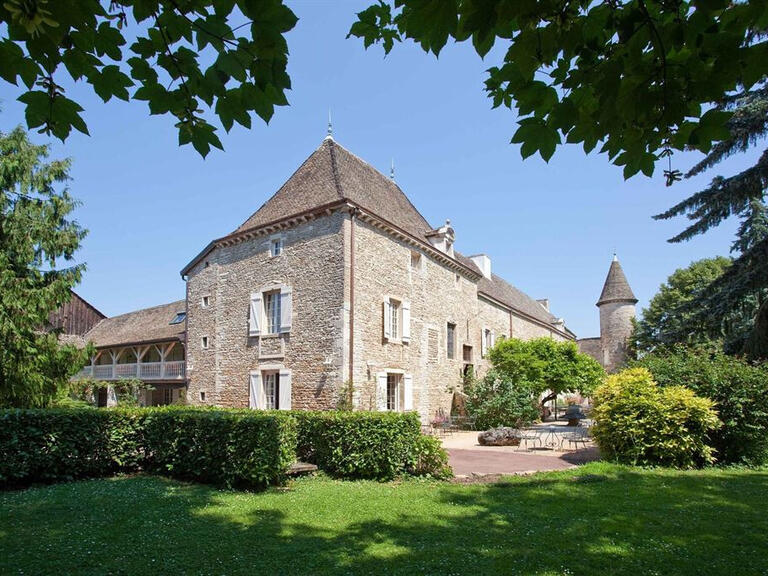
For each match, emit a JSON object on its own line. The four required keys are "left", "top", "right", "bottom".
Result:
{"left": 654, "top": 88, "right": 768, "bottom": 357}
{"left": 0, "top": 127, "right": 89, "bottom": 407}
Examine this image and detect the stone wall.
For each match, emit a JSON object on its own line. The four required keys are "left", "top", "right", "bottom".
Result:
{"left": 577, "top": 337, "right": 602, "bottom": 364}
{"left": 599, "top": 301, "right": 636, "bottom": 372}
{"left": 185, "top": 211, "right": 347, "bottom": 408}
{"left": 350, "top": 218, "right": 488, "bottom": 422}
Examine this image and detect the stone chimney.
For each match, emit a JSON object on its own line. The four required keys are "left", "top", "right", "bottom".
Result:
{"left": 537, "top": 298, "right": 550, "bottom": 311}
{"left": 469, "top": 254, "right": 492, "bottom": 279}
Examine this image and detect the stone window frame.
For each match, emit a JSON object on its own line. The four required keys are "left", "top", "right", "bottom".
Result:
{"left": 383, "top": 296, "right": 410, "bottom": 344}
{"left": 248, "top": 281, "right": 293, "bottom": 337}
{"left": 249, "top": 364, "right": 292, "bottom": 410}
{"left": 375, "top": 369, "right": 413, "bottom": 412}
{"left": 201, "top": 335, "right": 209, "bottom": 349}
{"left": 446, "top": 321, "right": 456, "bottom": 360}
{"left": 269, "top": 234, "right": 285, "bottom": 258}
{"left": 201, "top": 295, "right": 210, "bottom": 308}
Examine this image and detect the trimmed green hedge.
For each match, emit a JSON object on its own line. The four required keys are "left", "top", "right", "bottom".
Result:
{"left": 291, "top": 411, "right": 429, "bottom": 479}
{"left": 141, "top": 407, "right": 297, "bottom": 488}
{"left": 1, "top": 407, "right": 449, "bottom": 488}
{"left": 0, "top": 407, "right": 296, "bottom": 489}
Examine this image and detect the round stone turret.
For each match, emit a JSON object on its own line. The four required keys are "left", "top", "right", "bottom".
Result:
{"left": 597, "top": 255, "right": 637, "bottom": 372}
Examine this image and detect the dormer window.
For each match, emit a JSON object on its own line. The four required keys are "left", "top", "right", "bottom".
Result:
{"left": 425, "top": 219, "right": 455, "bottom": 256}
{"left": 170, "top": 312, "right": 186, "bottom": 325}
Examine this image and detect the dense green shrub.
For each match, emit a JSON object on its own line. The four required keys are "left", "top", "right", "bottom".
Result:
{"left": 465, "top": 370, "right": 540, "bottom": 429}
{"left": 635, "top": 347, "right": 768, "bottom": 465}
{"left": 0, "top": 407, "right": 296, "bottom": 488}
{"left": 141, "top": 407, "right": 297, "bottom": 488}
{"left": 591, "top": 368, "right": 721, "bottom": 468}
{"left": 0, "top": 408, "right": 144, "bottom": 486}
{"left": 406, "top": 434, "right": 453, "bottom": 479}
{"left": 291, "top": 411, "right": 432, "bottom": 480}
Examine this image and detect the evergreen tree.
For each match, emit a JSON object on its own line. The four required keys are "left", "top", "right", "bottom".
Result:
{"left": 0, "top": 127, "right": 89, "bottom": 407}
{"left": 654, "top": 89, "right": 768, "bottom": 357}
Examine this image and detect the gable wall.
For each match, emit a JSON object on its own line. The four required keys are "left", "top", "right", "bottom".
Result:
{"left": 185, "top": 212, "right": 347, "bottom": 408}
{"left": 351, "top": 219, "right": 495, "bottom": 421}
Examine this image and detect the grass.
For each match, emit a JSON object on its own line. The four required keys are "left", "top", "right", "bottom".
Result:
{"left": 1, "top": 463, "right": 767, "bottom": 576}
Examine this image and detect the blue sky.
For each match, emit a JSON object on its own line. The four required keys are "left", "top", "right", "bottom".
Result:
{"left": 0, "top": 0, "right": 755, "bottom": 338}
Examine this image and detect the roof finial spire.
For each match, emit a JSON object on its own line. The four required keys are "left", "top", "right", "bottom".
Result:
{"left": 326, "top": 109, "right": 333, "bottom": 139}
{"left": 613, "top": 251, "right": 618, "bottom": 262}
{"left": 390, "top": 158, "right": 395, "bottom": 181}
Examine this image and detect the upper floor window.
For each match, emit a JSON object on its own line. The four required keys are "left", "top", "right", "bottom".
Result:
{"left": 410, "top": 252, "right": 421, "bottom": 271}
{"left": 170, "top": 311, "right": 186, "bottom": 325}
{"left": 270, "top": 238, "right": 283, "bottom": 257}
{"left": 201, "top": 296, "right": 210, "bottom": 308}
{"left": 383, "top": 298, "right": 410, "bottom": 343}
{"left": 249, "top": 285, "right": 292, "bottom": 337}
{"left": 447, "top": 323, "right": 456, "bottom": 359}
{"left": 481, "top": 328, "right": 494, "bottom": 357}
{"left": 264, "top": 290, "right": 281, "bottom": 334}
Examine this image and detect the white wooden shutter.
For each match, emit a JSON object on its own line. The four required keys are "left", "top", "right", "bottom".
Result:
{"left": 278, "top": 369, "right": 292, "bottom": 410}
{"left": 383, "top": 301, "right": 392, "bottom": 341}
{"left": 403, "top": 374, "right": 413, "bottom": 411}
{"left": 280, "top": 285, "right": 292, "bottom": 332}
{"left": 249, "top": 371, "right": 262, "bottom": 409}
{"left": 401, "top": 301, "right": 411, "bottom": 343}
{"left": 376, "top": 372, "right": 388, "bottom": 411}
{"left": 491, "top": 330, "right": 496, "bottom": 348}
{"left": 481, "top": 328, "right": 488, "bottom": 358}
{"left": 249, "top": 292, "right": 262, "bottom": 336}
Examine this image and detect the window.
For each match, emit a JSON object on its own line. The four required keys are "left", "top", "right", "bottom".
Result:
{"left": 463, "top": 345, "right": 473, "bottom": 363}
{"left": 201, "top": 296, "right": 209, "bottom": 308}
{"left": 170, "top": 311, "right": 186, "bottom": 325}
{"left": 199, "top": 391, "right": 206, "bottom": 402}
{"left": 447, "top": 323, "right": 456, "bottom": 359}
{"left": 455, "top": 273, "right": 461, "bottom": 288}
{"left": 201, "top": 336, "right": 209, "bottom": 349}
{"left": 264, "top": 290, "right": 281, "bottom": 334}
{"left": 270, "top": 238, "right": 283, "bottom": 257}
{"left": 263, "top": 371, "right": 279, "bottom": 410}
{"left": 390, "top": 299, "right": 400, "bottom": 340}
{"left": 386, "top": 373, "right": 400, "bottom": 411}
{"left": 481, "top": 328, "right": 494, "bottom": 357}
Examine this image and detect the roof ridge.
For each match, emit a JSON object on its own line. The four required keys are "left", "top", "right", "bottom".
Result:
{"left": 327, "top": 139, "right": 345, "bottom": 200}
{"left": 101, "top": 299, "right": 186, "bottom": 321}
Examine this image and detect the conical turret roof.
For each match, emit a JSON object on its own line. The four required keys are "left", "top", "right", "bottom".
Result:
{"left": 597, "top": 256, "right": 637, "bottom": 306}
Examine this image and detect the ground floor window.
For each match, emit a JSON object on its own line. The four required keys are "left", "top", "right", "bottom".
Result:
{"left": 264, "top": 371, "right": 279, "bottom": 410}
{"left": 387, "top": 373, "right": 401, "bottom": 411}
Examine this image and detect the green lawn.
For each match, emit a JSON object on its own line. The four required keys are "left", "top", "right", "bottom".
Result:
{"left": 1, "top": 463, "right": 766, "bottom": 576}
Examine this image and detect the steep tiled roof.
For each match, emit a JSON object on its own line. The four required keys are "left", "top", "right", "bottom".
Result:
{"left": 477, "top": 274, "right": 562, "bottom": 327}
{"left": 236, "top": 137, "right": 433, "bottom": 240}
{"left": 84, "top": 300, "right": 186, "bottom": 348}
{"left": 597, "top": 257, "right": 637, "bottom": 305}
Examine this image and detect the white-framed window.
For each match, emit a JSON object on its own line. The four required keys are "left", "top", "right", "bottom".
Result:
{"left": 376, "top": 372, "right": 413, "bottom": 412}
{"left": 249, "top": 285, "right": 292, "bottom": 336}
{"left": 447, "top": 323, "right": 456, "bottom": 359}
{"left": 263, "top": 371, "right": 279, "bottom": 410}
{"left": 383, "top": 298, "right": 410, "bottom": 343}
{"left": 270, "top": 237, "right": 283, "bottom": 257}
{"left": 481, "top": 328, "right": 494, "bottom": 358}
{"left": 264, "top": 290, "right": 281, "bottom": 334}
{"left": 201, "top": 295, "right": 210, "bottom": 308}
{"left": 386, "top": 373, "right": 400, "bottom": 411}
{"left": 249, "top": 369, "right": 292, "bottom": 410}
{"left": 201, "top": 336, "right": 209, "bottom": 349}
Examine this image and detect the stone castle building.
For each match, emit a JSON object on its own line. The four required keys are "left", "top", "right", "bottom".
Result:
{"left": 576, "top": 256, "right": 637, "bottom": 372}
{"left": 74, "top": 137, "right": 635, "bottom": 417}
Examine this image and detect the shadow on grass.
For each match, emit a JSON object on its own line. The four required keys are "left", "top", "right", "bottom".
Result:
{"left": 1, "top": 465, "right": 766, "bottom": 575}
